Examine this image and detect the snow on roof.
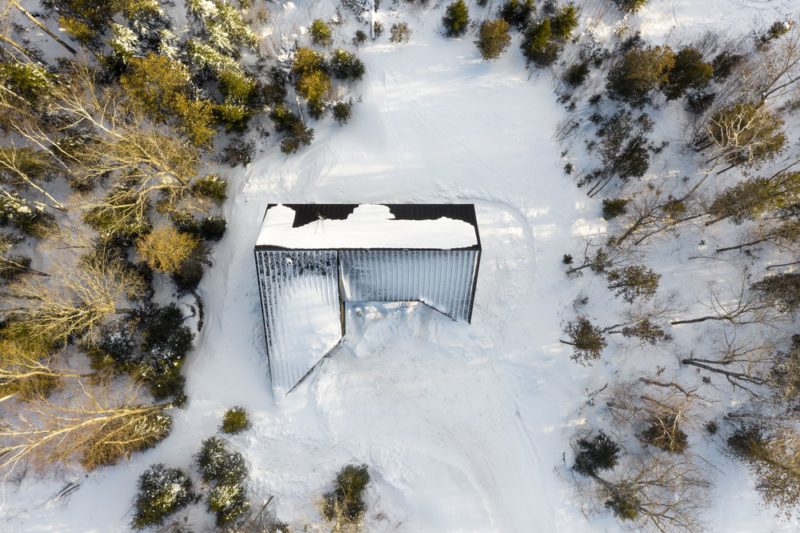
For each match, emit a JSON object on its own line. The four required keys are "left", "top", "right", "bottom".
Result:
{"left": 256, "top": 204, "right": 479, "bottom": 250}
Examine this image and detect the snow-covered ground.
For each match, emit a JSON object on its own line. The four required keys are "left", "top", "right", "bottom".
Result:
{"left": 3, "top": 1, "right": 800, "bottom": 531}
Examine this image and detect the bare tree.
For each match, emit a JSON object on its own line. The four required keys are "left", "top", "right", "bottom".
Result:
{"left": 681, "top": 328, "right": 779, "bottom": 396}
{"left": 597, "top": 452, "right": 710, "bottom": 532}
{"left": 3, "top": 252, "right": 144, "bottom": 344}
{"left": 670, "top": 278, "right": 774, "bottom": 326}
{"left": 0, "top": 378, "right": 171, "bottom": 473}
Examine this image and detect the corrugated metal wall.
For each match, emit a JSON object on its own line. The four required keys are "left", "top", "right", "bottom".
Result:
{"left": 256, "top": 248, "right": 480, "bottom": 394}
{"left": 255, "top": 250, "right": 342, "bottom": 393}
{"left": 339, "top": 250, "right": 479, "bottom": 322}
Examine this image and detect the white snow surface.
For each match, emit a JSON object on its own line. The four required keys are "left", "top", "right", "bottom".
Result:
{"left": 4, "top": 1, "right": 800, "bottom": 532}
{"left": 256, "top": 204, "right": 478, "bottom": 249}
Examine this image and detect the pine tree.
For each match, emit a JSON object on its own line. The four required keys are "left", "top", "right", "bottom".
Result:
{"left": 442, "top": 0, "right": 470, "bottom": 37}
{"left": 607, "top": 45, "right": 675, "bottom": 106}
{"left": 562, "top": 317, "right": 607, "bottom": 364}
{"left": 662, "top": 47, "right": 713, "bottom": 100}
{"left": 476, "top": 19, "right": 511, "bottom": 60}
{"left": 521, "top": 19, "right": 558, "bottom": 66}
{"left": 606, "top": 265, "right": 660, "bottom": 303}
{"left": 574, "top": 431, "right": 621, "bottom": 476}
{"left": 499, "top": 0, "right": 534, "bottom": 30}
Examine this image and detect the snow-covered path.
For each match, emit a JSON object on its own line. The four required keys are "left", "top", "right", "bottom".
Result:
{"left": 191, "top": 23, "right": 597, "bottom": 531}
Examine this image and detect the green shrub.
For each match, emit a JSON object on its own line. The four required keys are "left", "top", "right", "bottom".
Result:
{"left": 550, "top": 3, "right": 579, "bottom": 41}
{"left": 602, "top": 198, "right": 628, "bottom": 220}
{"left": 198, "top": 216, "right": 227, "bottom": 241}
{"left": 330, "top": 49, "right": 366, "bottom": 80}
{"left": 221, "top": 406, "right": 251, "bottom": 434}
{"left": 192, "top": 174, "right": 228, "bottom": 204}
{"left": 310, "top": 19, "right": 333, "bottom": 46}
{"left": 292, "top": 48, "right": 326, "bottom": 78}
{"left": 353, "top": 29, "right": 367, "bottom": 46}
{"left": 573, "top": 431, "right": 620, "bottom": 476}
{"left": 499, "top": 0, "right": 534, "bottom": 30}
{"left": 322, "top": 464, "right": 370, "bottom": 525}
{"left": 333, "top": 101, "right": 353, "bottom": 125}
{"left": 0, "top": 61, "right": 53, "bottom": 103}
{"left": 132, "top": 464, "right": 195, "bottom": 529}
{"left": 606, "top": 265, "right": 660, "bottom": 303}
{"left": 476, "top": 19, "right": 511, "bottom": 60}
{"left": 215, "top": 102, "right": 252, "bottom": 132}
{"left": 613, "top": 0, "right": 647, "bottom": 13}
{"left": 443, "top": 0, "right": 470, "bottom": 37}
{"left": 219, "top": 69, "right": 258, "bottom": 105}
{"left": 711, "top": 50, "right": 743, "bottom": 81}
{"left": 271, "top": 105, "right": 315, "bottom": 154}
{"left": 564, "top": 61, "right": 590, "bottom": 87}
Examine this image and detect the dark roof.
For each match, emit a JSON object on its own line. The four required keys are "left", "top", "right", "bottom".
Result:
{"left": 256, "top": 203, "right": 481, "bottom": 251}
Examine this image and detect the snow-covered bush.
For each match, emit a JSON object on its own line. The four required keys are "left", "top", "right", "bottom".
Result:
{"left": 196, "top": 437, "right": 250, "bottom": 524}
{"left": 132, "top": 464, "right": 195, "bottom": 529}
{"left": 130, "top": 303, "right": 194, "bottom": 400}
{"left": 322, "top": 464, "right": 370, "bottom": 526}
{"left": 640, "top": 415, "right": 688, "bottom": 453}
{"left": 221, "top": 406, "right": 251, "bottom": 434}
{"left": 208, "top": 482, "right": 250, "bottom": 525}
{"left": 0, "top": 197, "right": 55, "bottom": 237}
{"left": 197, "top": 436, "right": 248, "bottom": 484}
{"left": 390, "top": 23, "right": 412, "bottom": 43}
{"left": 0, "top": 61, "right": 53, "bottom": 104}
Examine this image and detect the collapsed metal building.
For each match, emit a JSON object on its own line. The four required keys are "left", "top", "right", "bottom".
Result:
{"left": 254, "top": 204, "right": 482, "bottom": 394}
